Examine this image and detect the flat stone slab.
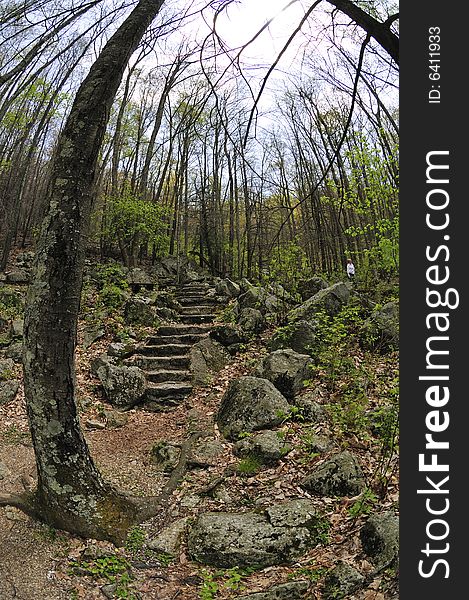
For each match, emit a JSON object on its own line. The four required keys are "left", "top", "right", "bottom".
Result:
{"left": 187, "top": 499, "right": 325, "bottom": 568}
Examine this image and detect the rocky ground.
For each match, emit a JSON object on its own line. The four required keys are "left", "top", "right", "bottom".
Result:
{"left": 0, "top": 253, "right": 399, "bottom": 600}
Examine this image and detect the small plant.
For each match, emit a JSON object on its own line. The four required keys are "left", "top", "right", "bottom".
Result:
{"left": 199, "top": 569, "right": 219, "bottom": 600}
{"left": 199, "top": 567, "right": 254, "bottom": 599}
{"left": 237, "top": 455, "right": 262, "bottom": 475}
{"left": 311, "top": 516, "right": 331, "bottom": 545}
{"left": 288, "top": 564, "right": 328, "bottom": 583}
{"left": 125, "top": 526, "right": 146, "bottom": 554}
{"left": 69, "top": 552, "right": 136, "bottom": 599}
{"left": 348, "top": 488, "right": 378, "bottom": 518}
{"left": 156, "top": 552, "right": 174, "bottom": 567}
{"left": 326, "top": 388, "right": 370, "bottom": 438}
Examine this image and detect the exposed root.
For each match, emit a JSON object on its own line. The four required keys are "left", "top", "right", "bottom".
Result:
{"left": 136, "top": 430, "right": 210, "bottom": 521}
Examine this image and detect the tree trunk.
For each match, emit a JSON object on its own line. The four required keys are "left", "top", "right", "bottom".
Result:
{"left": 21, "top": 0, "right": 165, "bottom": 544}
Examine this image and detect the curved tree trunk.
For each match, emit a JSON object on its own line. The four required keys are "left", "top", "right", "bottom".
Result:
{"left": 20, "top": 0, "right": 165, "bottom": 544}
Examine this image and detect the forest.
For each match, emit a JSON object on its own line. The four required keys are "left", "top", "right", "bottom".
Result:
{"left": 0, "top": 1, "right": 399, "bottom": 599}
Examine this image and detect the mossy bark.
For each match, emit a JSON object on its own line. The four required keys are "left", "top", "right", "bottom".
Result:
{"left": 21, "top": 0, "right": 165, "bottom": 543}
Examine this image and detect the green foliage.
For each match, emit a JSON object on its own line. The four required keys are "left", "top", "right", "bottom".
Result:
{"left": 199, "top": 567, "right": 254, "bottom": 599}
{"left": 69, "top": 553, "right": 136, "bottom": 599}
{"left": 125, "top": 526, "right": 146, "bottom": 554}
{"left": 0, "top": 286, "right": 24, "bottom": 319}
{"left": 264, "top": 240, "right": 309, "bottom": 296}
{"left": 288, "top": 564, "right": 327, "bottom": 583}
{"left": 326, "top": 388, "right": 370, "bottom": 438}
{"left": 104, "top": 186, "right": 169, "bottom": 263}
{"left": 236, "top": 455, "right": 262, "bottom": 475}
{"left": 219, "top": 302, "right": 237, "bottom": 324}
{"left": 93, "top": 262, "right": 129, "bottom": 310}
{"left": 311, "top": 516, "right": 331, "bottom": 545}
{"left": 348, "top": 488, "right": 378, "bottom": 518}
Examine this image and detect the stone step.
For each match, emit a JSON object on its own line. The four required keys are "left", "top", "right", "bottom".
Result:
{"left": 133, "top": 355, "right": 191, "bottom": 370}
{"left": 175, "top": 291, "right": 211, "bottom": 300}
{"left": 178, "top": 305, "right": 218, "bottom": 316}
{"left": 146, "top": 369, "right": 191, "bottom": 383}
{"left": 157, "top": 324, "right": 212, "bottom": 336}
{"left": 178, "top": 296, "right": 219, "bottom": 305}
{"left": 147, "top": 333, "right": 208, "bottom": 345}
{"left": 143, "top": 382, "right": 193, "bottom": 404}
{"left": 180, "top": 314, "right": 215, "bottom": 325}
{"left": 139, "top": 343, "right": 192, "bottom": 356}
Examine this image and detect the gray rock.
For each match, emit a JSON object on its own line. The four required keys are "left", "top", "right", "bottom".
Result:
{"left": 187, "top": 499, "right": 324, "bottom": 568}
{"left": 190, "top": 337, "right": 231, "bottom": 386}
{"left": 239, "top": 580, "right": 309, "bottom": 600}
{"left": 238, "top": 307, "right": 266, "bottom": 334}
{"left": 107, "top": 341, "right": 137, "bottom": 358}
{"left": 124, "top": 297, "right": 159, "bottom": 327}
{"left": 289, "top": 282, "right": 350, "bottom": 321}
{"left": 217, "top": 376, "right": 290, "bottom": 440}
{"left": 95, "top": 362, "right": 146, "bottom": 409}
{"left": 256, "top": 349, "right": 314, "bottom": 400}
{"left": 9, "top": 319, "right": 23, "bottom": 339}
{"left": 360, "top": 511, "right": 399, "bottom": 569}
{"left": 104, "top": 409, "right": 129, "bottom": 428}
{"left": 215, "top": 278, "right": 241, "bottom": 298}
{"left": 90, "top": 353, "right": 117, "bottom": 377}
{"left": 4, "top": 341, "right": 23, "bottom": 362}
{"left": 293, "top": 396, "right": 327, "bottom": 423}
{"left": 150, "top": 441, "right": 181, "bottom": 472}
{"left": 322, "top": 561, "right": 365, "bottom": 599}
{"left": 0, "top": 380, "right": 19, "bottom": 405}
{"left": 147, "top": 517, "right": 189, "bottom": 556}
{"left": 238, "top": 287, "right": 279, "bottom": 315}
{"left": 234, "top": 430, "right": 290, "bottom": 464}
{"left": 82, "top": 325, "right": 105, "bottom": 349}
{"left": 190, "top": 438, "right": 224, "bottom": 466}
{"left": 359, "top": 302, "right": 399, "bottom": 353}
{"left": 210, "top": 324, "right": 249, "bottom": 347}
{"left": 298, "top": 276, "right": 329, "bottom": 300}
{"left": 301, "top": 450, "right": 366, "bottom": 497}
{"left": 270, "top": 320, "right": 318, "bottom": 355}
{"left": 239, "top": 278, "right": 255, "bottom": 293}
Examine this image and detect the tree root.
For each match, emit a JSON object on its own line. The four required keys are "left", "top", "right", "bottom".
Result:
{"left": 137, "top": 430, "right": 210, "bottom": 521}
{"left": 0, "top": 430, "right": 211, "bottom": 543}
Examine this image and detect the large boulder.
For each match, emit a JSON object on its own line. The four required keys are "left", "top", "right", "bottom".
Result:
{"left": 217, "top": 376, "right": 290, "bottom": 440}
{"left": 190, "top": 337, "right": 231, "bottom": 385}
{"left": 187, "top": 499, "right": 325, "bottom": 568}
{"left": 124, "top": 297, "right": 159, "bottom": 327}
{"left": 359, "top": 301, "right": 399, "bottom": 353}
{"left": 301, "top": 450, "right": 366, "bottom": 497}
{"left": 210, "top": 324, "right": 250, "bottom": 349}
{"left": 289, "top": 282, "right": 350, "bottom": 321}
{"left": 269, "top": 320, "right": 318, "bottom": 355}
{"left": 256, "top": 349, "right": 314, "bottom": 400}
{"left": 238, "top": 307, "right": 266, "bottom": 334}
{"left": 95, "top": 360, "right": 146, "bottom": 409}
{"left": 297, "top": 276, "right": 328, "bottom": 301}
{"left": 0, "top": 380, "right": 19, "bottom": 406}
{"left": 233, "top": 430, "right": 291, "bottom": 464}
{"left": 238, "top": 286, "right": 279, "bottom": 315}
{"left": 360, "top": 511, "right": 399, "bottom": 569}
{"left": 215, "top": 278, "right": 241, "bottom": 298}
{"left": 322, "top": 561, "right": 365, "bottom": 599}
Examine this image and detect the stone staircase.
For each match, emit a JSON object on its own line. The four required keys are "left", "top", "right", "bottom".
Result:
{"left": 131, "top": 279, "right": 221, "bottom": 410}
